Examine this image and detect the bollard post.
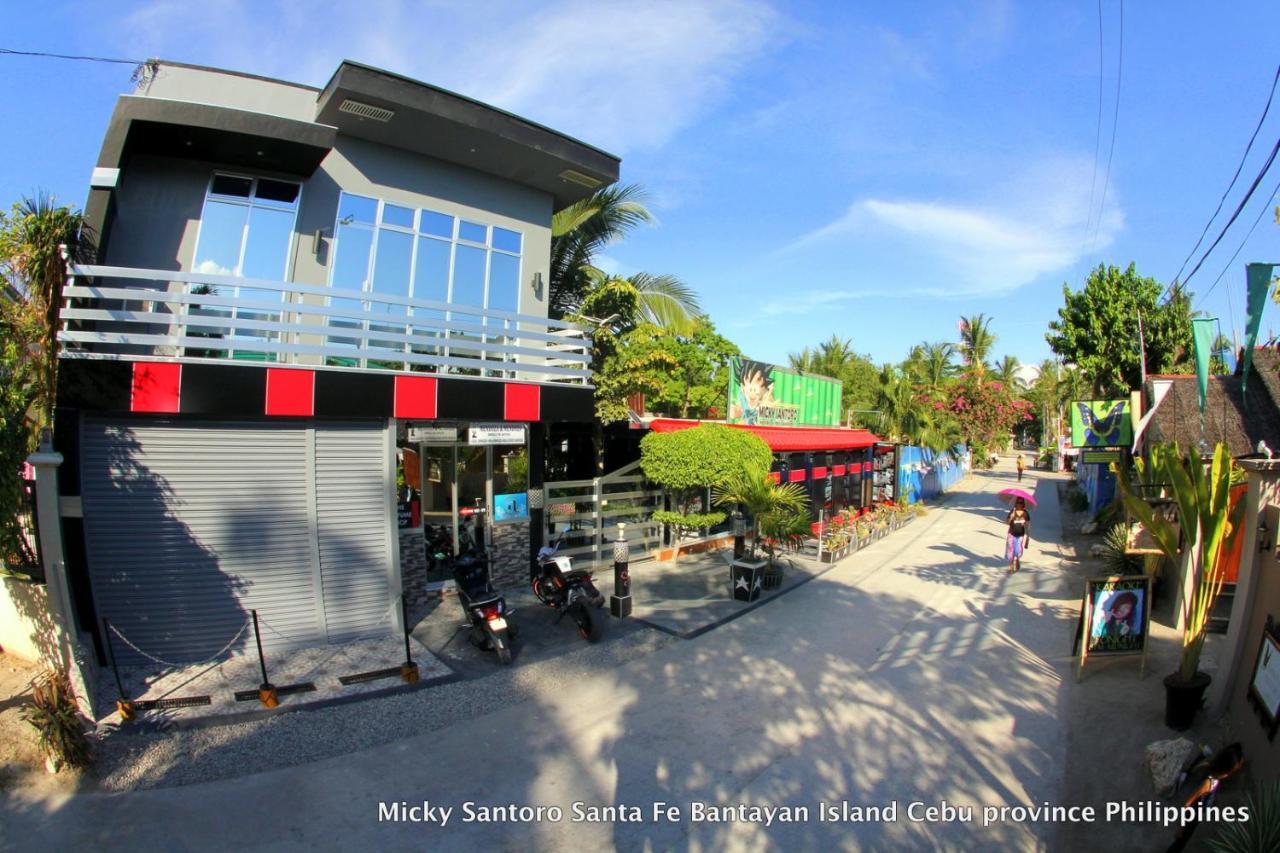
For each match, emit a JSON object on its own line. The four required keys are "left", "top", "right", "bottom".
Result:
{"left": 102, "top": 620, "right": 135, "bottom": 721}
{"left": 252, "top": 610, "right": 278, "bottom": 708}
{"left": 732, "top": 508, "right": 746, "bottom": 560}
{"left": 400, "top": 595, "right": 419, "bottom": 683}
{"left": 610, "top": 523, "right": 632, "bottom": 618}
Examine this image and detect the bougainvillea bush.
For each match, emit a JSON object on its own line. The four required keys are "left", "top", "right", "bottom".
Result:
{"left": 941, "top": 373, "right": 1034, "bottom": 465}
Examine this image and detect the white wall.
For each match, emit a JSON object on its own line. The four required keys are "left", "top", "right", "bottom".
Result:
{"left": 0, "top": 578, "right": 54, "bottom": 663}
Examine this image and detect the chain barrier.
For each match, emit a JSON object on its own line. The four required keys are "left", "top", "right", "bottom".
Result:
{"left": 257, "top": 596, "right": 403, "bottom": 685}
{"left": 107, "top": 618, "right": 252, "bottom": 670}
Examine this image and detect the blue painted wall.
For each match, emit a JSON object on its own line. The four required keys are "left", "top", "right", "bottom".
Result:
{"left": 1075, "top": 462, "right": 1116, "bottom": 515}
{"left": 898, "top": 445, "right": 968, "bottom": 504}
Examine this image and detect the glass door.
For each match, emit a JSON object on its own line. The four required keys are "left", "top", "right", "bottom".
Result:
{"left": 422, "top": 445, "right": 457, "bottom": 583}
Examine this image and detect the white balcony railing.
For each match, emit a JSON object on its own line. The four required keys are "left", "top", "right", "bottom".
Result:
{"left": 57, "top": 264, "right": 594, "bottom": 385}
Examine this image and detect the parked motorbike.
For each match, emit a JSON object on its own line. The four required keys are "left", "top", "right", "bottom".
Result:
{"left": 532, "top": 533, "right": 605, "bottom": 642}
{"left": 439, "top": 547, "right": 516, "bottom": 665}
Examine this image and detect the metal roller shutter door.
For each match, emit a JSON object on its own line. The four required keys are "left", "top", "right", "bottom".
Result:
{"left": 81, "top": 418, "right": 395, "bottom": 665}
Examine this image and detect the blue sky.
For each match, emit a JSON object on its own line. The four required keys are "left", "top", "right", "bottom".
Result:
{"left": 2, "top": 1, "right": 1279, "bottom": 375}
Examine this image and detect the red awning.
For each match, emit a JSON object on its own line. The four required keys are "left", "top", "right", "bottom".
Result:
{"left": 647, "top": 418, "right": 882, "bottom": 452}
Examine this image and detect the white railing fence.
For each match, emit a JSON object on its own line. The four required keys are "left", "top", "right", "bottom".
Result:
{"left": 58, "top": 264, "right": 593, "bottom": 385}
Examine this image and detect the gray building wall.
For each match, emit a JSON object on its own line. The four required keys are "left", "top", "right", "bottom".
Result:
{"left": 137, "top": 63, "right": 320, "bottom": 123}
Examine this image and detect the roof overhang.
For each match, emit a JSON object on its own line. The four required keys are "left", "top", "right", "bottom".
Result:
{"left": 647, "top": 418, "right": 882, "bottom": 452}
{"left": 315, "top": 62, "right": 620, "bottom": 211}
{"left": 97, "top": 95, "right": 337, "bottom": 177}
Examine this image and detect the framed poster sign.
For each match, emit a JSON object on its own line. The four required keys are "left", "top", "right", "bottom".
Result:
{"left": 1247, "top": 620, "right": 1280, "bottom": 738}
{"left": 1075, "top": 574, "right": 1152, "bottom": 680}
{"left": 493, "top": 492, "right": 529, "bottom": 523}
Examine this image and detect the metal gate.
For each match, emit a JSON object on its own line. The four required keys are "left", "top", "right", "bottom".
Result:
{"left": 542, "top": 460, "right": 662, "bottom": 569}
{"left": 80, "top": 417, "right": 397, "bottom": 664}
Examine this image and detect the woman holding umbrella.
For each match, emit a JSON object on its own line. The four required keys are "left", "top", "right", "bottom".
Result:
{"left": 999, "top": 490, "right": 1034, "bottom": 573}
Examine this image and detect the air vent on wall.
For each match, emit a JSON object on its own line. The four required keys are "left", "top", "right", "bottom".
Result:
{"left": 558, "top": 169, "right": 603, "bottom": 189}
{"left": 338, "top": 99, "right": 396, "bottom": 122}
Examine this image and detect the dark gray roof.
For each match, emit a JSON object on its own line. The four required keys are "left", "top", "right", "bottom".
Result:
{"left": 1144, "top": 347, "right": 1280, "bottom": 457}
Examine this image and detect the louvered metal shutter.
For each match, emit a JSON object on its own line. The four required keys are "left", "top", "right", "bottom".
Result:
{"left": 80, "top": 418, "right": 398, "bottom": 666}
{"left": 314, "top": 423, "right": 395, "bottom": 642}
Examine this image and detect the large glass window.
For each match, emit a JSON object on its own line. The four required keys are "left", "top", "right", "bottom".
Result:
{"left": 189, "top": 174, "right": 301, "bottom": 361}
{"left": 325, "top": 192, "right": 524, "bottom": 372}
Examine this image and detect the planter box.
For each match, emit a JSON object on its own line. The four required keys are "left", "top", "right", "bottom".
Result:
{"left": 819, "top": 544, "right": 850, "bottom": 564}
{"left": 731, "top": 557, "right": 767, "bottom": 602}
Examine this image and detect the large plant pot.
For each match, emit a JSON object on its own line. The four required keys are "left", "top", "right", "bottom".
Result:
{"left": 762, "top": 564, "right": 783, "bottom": 590}
{"left": 1163, "top": 671, "right": 1212, "bottom": 731}
{"left": 731, "top": 558, "right": 767, "bottom": 602}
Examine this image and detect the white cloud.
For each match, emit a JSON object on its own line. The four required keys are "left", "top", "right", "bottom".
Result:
{"left": 194, "top": 259, "right": 233, "bottom": 277}
{"left": 109, "top": 0, "right": 780, "bottom": 154}
{"left": 771, "top": 156, "right": 1124, "bottom": 308}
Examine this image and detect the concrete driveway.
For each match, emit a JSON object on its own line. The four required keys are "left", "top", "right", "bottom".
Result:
{"left": 2, "top": 467, "right": 1085, "bottom": 851}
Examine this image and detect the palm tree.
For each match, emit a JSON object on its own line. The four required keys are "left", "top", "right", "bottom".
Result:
{"left": 904, "top": 340, "right": 957, "bottom": 390}
{"left": 789, "top": 335, "right": 856, "bottom": 380}
{"left": 580, "top": 269, "right": 702, "bottom": 334}
{"left": 993, "top": 355, "right": 1024, "bottom": 391}
{"left": 958, "top": 313, "right": 996, "bottom": 373}
{"left": 549, "top": 184, "right": 653, "bottom": 319}
{"left": 0, "top": 193, "right": 95, "bottom": 423}
{"left": 712, "top": 470, "right": 808, "bottom": 568}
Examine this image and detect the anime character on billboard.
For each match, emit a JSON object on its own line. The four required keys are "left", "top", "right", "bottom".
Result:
{"left": 731, "top": 358, "right": 776, "bottom": 425}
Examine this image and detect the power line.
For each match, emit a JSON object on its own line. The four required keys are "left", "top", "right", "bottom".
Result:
{"left": 1181, "top": 134, "right": 1280, "bottom": 292}
{"left": 0, "top": 47, "right": 146, "bottom": 66}
{"left": 1171, "top": 62, "right": 1280, "bottom": 293}
{"left": 1194, "top": 175, "right": 1280, "bottom": 308}
{"left": 1088, "top": 0, "right": 1123, "bottom": 259}
{"left": 1081, "top": 0, "right": 1105, "bottom": 257}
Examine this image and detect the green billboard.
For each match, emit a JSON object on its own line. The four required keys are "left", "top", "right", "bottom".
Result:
{"left": 728, "top": 357, "right": 843, "bottom": 427}
{"left": 1070, "top": 399, "right": 1133, "bottom": 448}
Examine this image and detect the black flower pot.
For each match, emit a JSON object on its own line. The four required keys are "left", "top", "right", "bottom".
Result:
{"left": 731, "top": 558, "right": 766, "bottom": 602}
{"left": 1163, "top": 671, "right": 1212, "bottom": 731}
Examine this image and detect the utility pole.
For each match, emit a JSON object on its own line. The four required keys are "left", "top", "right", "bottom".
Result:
{"left": 1137, "top": 306, "right": 1148, "bottom": 388}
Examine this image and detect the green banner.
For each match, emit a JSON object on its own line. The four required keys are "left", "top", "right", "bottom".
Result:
{"left": 1082, "top": 450, "right": 1121, "bottom": 464}
{"left": 1242, "top": 263, "right": 1276, "bottom": 409}
{"left": 1192, "top": 318, "right": 1216, "bottom": 419}
{"left": 728, "top": 357, "right": 843, "bottom": 427}
{"left": 1071, "top": 400, "right": 1132, "bottom": 447}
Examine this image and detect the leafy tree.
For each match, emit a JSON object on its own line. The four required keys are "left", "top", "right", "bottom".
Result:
{"left": 549, "top": 184, "right": 652, "bottom": 319}
{"left": 874, "top": 364, "right": 961, "bottom": 452}
{"left": 959, "top": 313, "right": 996, "bottom": 372}
{"left": 593, "top": 318, "right": 739, "bottom": 423}
{"left": 903, "top": 341, "right": 958, "bottom": 390}
{"left": 641, "top": 424, "right": 773, "bottom": 557}
{"left": 788, "top": 335, "right": 879, "bottom": 425}
{"left": 993, "top": 355, "right": 1025, "bottom": 392}
{"left": 579, "top": 268, "right": 702, "bottom": 335}
{"left": 1046, "top": 263, "right": 1195, "bottom": 397}
{"left": 944, "top": 372, "right": 1034, "bottom": 463}
{"left": 0, "top": 195, "right": 94, "bottom": 572}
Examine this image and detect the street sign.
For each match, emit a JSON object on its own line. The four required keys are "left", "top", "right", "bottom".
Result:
{"left": 467, "top": 425, "right": 526, "bottom": 445}
{"left": 408, "top": 426, "right": 457, "bottom": 444}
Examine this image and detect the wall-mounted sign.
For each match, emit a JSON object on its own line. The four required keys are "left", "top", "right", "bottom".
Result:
{"left": 493, "top": 492, "right": 529, "bottom": 523}
{"left": 1082, "top": 450, "right": 1122, "bottom": 465}
{"left": 1248, "top": 625, "right": 1280, "bottom": 732}
{"left": 468, "top": 425, "right": 526, "bottom": 446}
{"left": 408, "top": 426, "right": 458, "bottom": 444}
{"left": 728, "top": 356, "right": 842, "bottom": 427}
{"left": 1075, "top": 574, "right": 1152, "bottom": 680}
{"left": 1071, "top": 400, "right": 1133, "bottom": 448}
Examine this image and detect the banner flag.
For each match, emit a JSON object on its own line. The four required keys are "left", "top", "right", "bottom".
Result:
{"left": 1192, "top": 318, "right": 1216, "bottom": 424}
{"left": 1241, "top": 263, "right": 1276, "bottom": 409}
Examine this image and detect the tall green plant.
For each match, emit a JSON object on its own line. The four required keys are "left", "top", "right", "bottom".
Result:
{"left": 712, "top": 470, "right": 808, "bottom": 565}
{"left": 1115, "top": 442, "right": 1242, "bottom": 682}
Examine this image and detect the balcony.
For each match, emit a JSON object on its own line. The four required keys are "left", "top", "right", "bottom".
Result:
{"left": 57, "top": 264, "right": 593, "bottom": 386}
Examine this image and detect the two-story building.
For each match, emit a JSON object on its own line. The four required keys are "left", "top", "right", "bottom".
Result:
{"left": 54, "top": 60, "right": 618, "bottom": 664}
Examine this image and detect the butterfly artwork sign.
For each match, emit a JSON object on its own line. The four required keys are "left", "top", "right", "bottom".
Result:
{"left": 1071, "top": 399, "right": 1133, "bottom": 448}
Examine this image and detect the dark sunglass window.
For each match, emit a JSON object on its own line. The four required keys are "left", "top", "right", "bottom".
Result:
{"left": 255, "top": 179, "right": 301, "bottom": 205}
{"left": 210, "top": 175, "right": 253, "bottom": 198}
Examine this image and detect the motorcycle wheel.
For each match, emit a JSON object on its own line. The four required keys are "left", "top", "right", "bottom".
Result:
{"left": 570, "top": 602, "right": 602, "bottom": 643}
{"left": 490, "top": 629, "right": 513, "bottom": 665}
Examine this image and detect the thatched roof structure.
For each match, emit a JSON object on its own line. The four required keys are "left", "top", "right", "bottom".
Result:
{"left": 1143, "top": 347, "right": 1280, "bottom": 457}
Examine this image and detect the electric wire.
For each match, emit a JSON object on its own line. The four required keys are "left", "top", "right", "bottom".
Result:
{"left": 1171, "top": 62, "right": 1280, "bottom": 295}
{"left": 1194, "top": 175, "right": 1280, "bottom": 309}
{"left": 1181, "top": 135, "right": 1280, "bottom": 293}
{"left": 1088, "top": 0, "right": 1123, "bottom": 260}
{"left": 1081, "top": 0, "right": 1105, "bottom": 257}
{"left": 0, "top": 47, "right": 146, "bottom": 66}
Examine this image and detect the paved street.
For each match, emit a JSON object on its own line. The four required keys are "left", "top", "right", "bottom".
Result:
{"left": 2, "top": 465, "right": 1085, "bottom": 851}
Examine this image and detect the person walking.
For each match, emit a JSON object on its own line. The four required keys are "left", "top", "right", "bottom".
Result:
{"left": 1016, "top": 454, "right": 1025, "bottom": 482}
{"left": 1006, "top": 496, "right": 1031, "bottom": 573}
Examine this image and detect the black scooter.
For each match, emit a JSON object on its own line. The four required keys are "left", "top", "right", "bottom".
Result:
{"left": 440, "top": 548, "right": 516, "bottom": 664}
{"left": 532, "top": 533, "right": 605, "bottom": 642}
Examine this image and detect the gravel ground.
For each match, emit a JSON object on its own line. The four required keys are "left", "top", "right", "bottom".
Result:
{"left": 93, "top": 623, "right": 675, "bottom": 792}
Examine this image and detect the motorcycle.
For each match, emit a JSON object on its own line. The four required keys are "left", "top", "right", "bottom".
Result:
{"left": 441, "top": 547, "right": 516, "bottom": 665}
{"left": 532, "top": 533, "right": 605, "bottom": 642}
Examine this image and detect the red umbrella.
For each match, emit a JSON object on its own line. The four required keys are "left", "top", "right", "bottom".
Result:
{"left": 997, "top": 488, "right": 1037, "bottom": 508}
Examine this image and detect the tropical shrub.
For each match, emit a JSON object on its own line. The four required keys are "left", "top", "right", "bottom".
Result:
{"left": 21, "top": 668, "right": 92, "bottom": 771}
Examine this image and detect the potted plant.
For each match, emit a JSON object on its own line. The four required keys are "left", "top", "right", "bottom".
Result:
{"left": 758, "top": 504, "right": 812, "bottom": 585}
{"left": 714, "top": 471, "right": 808, "bottom": 599}
{"left": 1116, "top": 442, "right": 1243, "bottom": 730}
